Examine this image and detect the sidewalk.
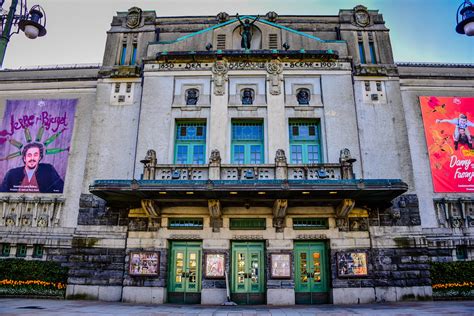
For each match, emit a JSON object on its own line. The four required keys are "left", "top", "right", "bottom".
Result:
{"left": 0, "top": 298, "right": 473, "bottom": 315}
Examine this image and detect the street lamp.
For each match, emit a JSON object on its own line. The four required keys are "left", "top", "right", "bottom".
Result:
{"left": 0, "top": 0, "right": 46, "bottom": 67}
{"left": 456, "top": 0, "right": 474, "bottom": 36}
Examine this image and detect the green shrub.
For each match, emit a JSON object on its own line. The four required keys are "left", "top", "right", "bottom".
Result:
{"left": 431, "top": 261, "right": 474, "bottom": 299}
{"left": 0, "top": 259, "right": 68, "bottom": 297}
{"left": 430, "top": 261, "right": 474, "bottom": 284}
{"left": 0, "top": 258, "right": 68, "bottom": 283}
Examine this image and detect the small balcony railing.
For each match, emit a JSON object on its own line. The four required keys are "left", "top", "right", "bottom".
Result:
{"left": 140, "top": 148, "right": 356, "bottom": 181}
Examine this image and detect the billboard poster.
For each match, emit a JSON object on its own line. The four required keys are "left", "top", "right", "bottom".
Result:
{"left": 0, "top": 99, "right": 77, "bottom": 193}
{"left": 420, "top": 96, "right": 474, "bottom": 192}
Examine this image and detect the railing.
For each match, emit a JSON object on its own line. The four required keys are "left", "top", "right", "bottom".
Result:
{"left": 140, "top": 148, "right": 355, "bottom": 181}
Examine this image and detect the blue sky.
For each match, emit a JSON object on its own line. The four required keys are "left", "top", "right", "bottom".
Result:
{"left": 2, "top": 0, "right": 473, "bottom": 68}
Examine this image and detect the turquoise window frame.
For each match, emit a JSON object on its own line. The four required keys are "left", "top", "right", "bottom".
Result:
{"left": 0, "top": 243, "right": 10, "bottom": 257}
{"left": 174, "top": 121, "right": 206, "bottom": 164}
{"left": 16, "top": 244, "right": 27, "bottom": 258}
{"left": 289, "top": 120, "right": 322, "bottom": 164}
{"left": 33, "top": 244, "right": 44, "bottom": 258}
{"left": 231, "top": 121, "right": 264, "bottom": 164}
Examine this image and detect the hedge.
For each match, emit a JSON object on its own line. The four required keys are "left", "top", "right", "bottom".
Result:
{"left": 431, "top": 261, "right": 474, "bottom": 299}
{"left": 0, "top": 259, "right": 68, "bottom": 297}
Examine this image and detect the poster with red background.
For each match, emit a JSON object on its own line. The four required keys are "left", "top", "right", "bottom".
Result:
{"left": 420, "top": 96, "right": 474, "bottom": 192}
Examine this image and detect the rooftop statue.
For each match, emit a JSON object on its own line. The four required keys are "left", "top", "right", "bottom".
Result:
{"left": 236, "top": 13, "right": 259, "bottom": 49}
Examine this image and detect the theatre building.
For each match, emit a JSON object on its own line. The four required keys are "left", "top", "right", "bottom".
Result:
{"left": 0, "top": 5, "right": 472, "bottom": 305}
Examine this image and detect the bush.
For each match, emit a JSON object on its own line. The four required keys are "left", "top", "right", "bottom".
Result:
{"left": 0, "top": 259, "right": 68, "bottom": 297}
{"left": 431, "top": 261, "right": 474, "bottom": 299}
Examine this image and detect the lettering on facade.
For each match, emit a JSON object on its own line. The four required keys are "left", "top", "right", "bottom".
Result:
{"left": 154, "top": 61, "right": 342, "bottom": 71}
{"left": 296, "top": 234, "right": 328, "bottom": 240}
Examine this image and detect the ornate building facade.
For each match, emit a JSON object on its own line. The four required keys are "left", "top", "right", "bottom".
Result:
{"left": 0, "top": 5, "right": 472, "bottom": 305}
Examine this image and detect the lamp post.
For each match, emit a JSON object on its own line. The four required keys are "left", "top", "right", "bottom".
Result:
{"left": 456, "top": 0, "right": 474, "bottom": 36}
{"left": 0, "top": 0, "right": 46, "bottom": 67}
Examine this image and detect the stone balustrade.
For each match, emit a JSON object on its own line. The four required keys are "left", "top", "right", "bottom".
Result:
{"left": 141, "top": 148, "right": 354, "bottom": 181}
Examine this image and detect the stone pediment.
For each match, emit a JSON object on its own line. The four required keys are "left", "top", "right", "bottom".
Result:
{"left": 148, "top": 16, "right": 346, "bottom": 57}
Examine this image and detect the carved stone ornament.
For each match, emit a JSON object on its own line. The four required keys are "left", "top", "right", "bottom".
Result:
{"left": 37, "top": 215, "right": 48, "bottom": 228}
{"left": 275, "top": 149, "right": 287, "bottom": 164}
{"left": 266, "top": 60, "right": 283, "bottom": 95}
{"left": 354, "top": 5, "right": 370, "bottom": 27}
{"left": 126, "top": 7, "right": 142, "bottom": 29}
{"left": 210, "top": 149, "right": 222, "bottom": 164}
{"left": 212, "top": 60, "right": 229, "bottom": 96}
{"left": 217, "top": 12, "right": 230, "bottom": 23}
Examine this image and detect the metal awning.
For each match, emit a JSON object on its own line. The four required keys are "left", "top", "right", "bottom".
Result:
{"left": 90, "top": 179, "right": 407, "bottom": 209}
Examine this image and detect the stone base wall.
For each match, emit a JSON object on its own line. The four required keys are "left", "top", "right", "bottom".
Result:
{"left": 331, "top": 247, "right": 431, "bottom": 290}
{"left": 332, "top": 286, "right": 432, "bottom": 304}
{"left": 122, "top": 286, "right": 166, "bottom": 304}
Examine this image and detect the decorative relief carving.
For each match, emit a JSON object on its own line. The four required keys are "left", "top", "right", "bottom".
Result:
{"left": 126, "top": 7, "right": 142, "bottom": 29}
{"left": 212, "top": 60, "right": 229, "bottom": 96}
{"left": 209, "top": 149, "right": 222, "bottom": 164}
{"left": 0, "top": 197, "right": 64, "bottom": 228}
{"left": 353, "top": 5, "right": 370, "bottom": 27}
{"left": 275, "top": 149, "right": 287, "bottom": 164}
{"left": 266, "top": 60, "right": 283, "bottom": 95}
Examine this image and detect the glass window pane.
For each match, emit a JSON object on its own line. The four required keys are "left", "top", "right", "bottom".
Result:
{"left": 233, "top": 145, "right": 245, "bottom": 164}
{"left": 193, "top": 145, "right": 204, "bottom": 164}
{"left": 369, "top": 42, "right": 376, "bottom": 64}
{"left": 131, "top": 44, "right": 137, "bottom": 64}
{"left": 250, "top": 145, "right": 262, "bottom": 164}
{"left": 176, "top": 146, "right": 188, "bottom": 164}
{"left": 308, "top": 145, "right": 319, "bottom": 163}
{"left": 359, "top": 42, "right": 366, "bottom": 64}
{"left": 291, "top": 145, "right": 303, "bottom": 164}
{"left": 120, "top": 45, "right": 127, "bottom": 65}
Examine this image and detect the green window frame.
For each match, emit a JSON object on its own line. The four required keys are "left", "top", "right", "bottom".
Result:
{"left": 16, "top": 244, "right": 27, "bottom": 258}
{"left": 231, "top": 121, "right": 264, "bottom": 164}
{"left": 293, "top": 218, "right": 329, "bottom": 230}
{"left": 174, "top": 121, "right": 206, "bottom": 164}
{"left": 33, "top": 245, "right": 44, "bottom": 258}
{"left": 456, "top": 245, "right": 468, "bottom": 260}
{"left": 168, "top": 218, "right": 204, "bottom": 230}
{"left": 0, "top": 243, "right": 10, "bottom": 257}
{"left": 230, "top": 218, "right": 266, "bottom": 230}
{"left": 289, "top": 120, "right": 322, "bottom": 164}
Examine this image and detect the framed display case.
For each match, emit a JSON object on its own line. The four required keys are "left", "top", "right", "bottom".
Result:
{"left": 204, "top": 253, "right": 225, "bottom": 278}
{"left": 129, "top": 252, "right": 160, "bottom": 276}
{"left": 270, "top": 253, "right": 291, "bottom": 279}
{"left": 337, "top": 251, "right": 368, "bottom": 277}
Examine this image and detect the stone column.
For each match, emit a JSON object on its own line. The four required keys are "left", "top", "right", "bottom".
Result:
{"left": 209, "top": 60, "right": 229, "bottom": 162}
{"left": 266, "top": 60, "right": 287, "bottom": 162}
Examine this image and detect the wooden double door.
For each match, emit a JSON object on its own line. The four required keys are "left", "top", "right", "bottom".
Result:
{"left": 168, "top": 241, "right": 202, "bottom": 304}
{"left": 294, "top": 241, "right": 329, "bottom": 304}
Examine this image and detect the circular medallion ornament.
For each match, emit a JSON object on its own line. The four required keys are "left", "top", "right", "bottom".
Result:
{"left": 354, "top": 6, "right": 370, "bottom": 27}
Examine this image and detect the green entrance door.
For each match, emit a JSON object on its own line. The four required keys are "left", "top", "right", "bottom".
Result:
{"left": 231, "top": 242, "right": 265, "bottom": 304}
{"left": 294, "top": 242, "right": 329, "bottom": 304}
{"left": 168, "top": 241, "right": 202, "bottom": 304}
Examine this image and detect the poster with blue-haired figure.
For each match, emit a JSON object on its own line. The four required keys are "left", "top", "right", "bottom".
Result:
{"left": 0, "top": 99, "right": 77, "bottom": 193}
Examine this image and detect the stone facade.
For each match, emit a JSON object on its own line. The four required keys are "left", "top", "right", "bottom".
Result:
{"left": 0, "top": 5, "right": 472, "bottom": 306}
